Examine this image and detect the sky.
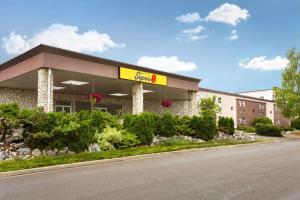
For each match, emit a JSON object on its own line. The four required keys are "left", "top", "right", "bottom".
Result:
{"left": 0, "top": 0, "right": 299, "bottom": 92}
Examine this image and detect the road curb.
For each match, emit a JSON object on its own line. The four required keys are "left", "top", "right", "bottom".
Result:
{"left": 0, "top": 140, "right": 277, "bottom": 178}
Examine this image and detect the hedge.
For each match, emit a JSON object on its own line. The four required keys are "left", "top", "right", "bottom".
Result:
{"left": 255, "top": 123, "right": 282, "bottom": 137}
{"left": 218, "top": 117, "right": 235, "bottom": 135}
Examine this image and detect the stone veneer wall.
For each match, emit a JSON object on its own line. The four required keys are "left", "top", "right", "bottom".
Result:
{"left": 0, "top": 87, "right": 37, "bottom": 109}
{"left": 0, "top": 87, "right": 189, "bottom": 116}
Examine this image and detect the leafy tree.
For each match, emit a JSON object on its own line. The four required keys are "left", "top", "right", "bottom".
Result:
{"left": 198, "top": 96, "right": 221, "bottom": 118}
{"left": 0, "top": 103, "right": 20, "bottom": 143}
{"left": 273, "top": 48, "right": 300, "bottom": 118}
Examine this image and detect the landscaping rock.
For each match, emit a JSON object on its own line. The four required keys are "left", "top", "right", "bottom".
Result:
{"left": 152, "top": 136, "right": 168, "bottom": 145}
{"left": 88, "top": 143, "right": 101, "bottom": 152}
{"left": 46, "top": 149, "right": 57, "bottom": 156}
{"left": 57, "top": 148, "right": 68, "bottom": 156}
{"left": 31, "top": 149, "right": 41, "bottom": 157}
{"left": 67, "top": 151, "right": 76, "bottom": 155}
{"left": 0, "top": 151, "right": 6, "bottom": 160}
{"left": 16, "top": 147, "right": 31, "bottom": 155}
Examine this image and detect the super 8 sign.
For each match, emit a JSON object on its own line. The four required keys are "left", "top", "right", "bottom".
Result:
{"left": 119, "top": 67, "right": 167, "bottom": 86}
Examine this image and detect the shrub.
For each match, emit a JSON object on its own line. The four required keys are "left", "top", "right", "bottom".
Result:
{"left": 280, "top": 126, "right": 294, "bottom": 132}
{"left": 123, "top": 112, "right": 155, "bottom": 145}
{"left": 157, "top": 112, "right": 176, "bottom": 137}
{"left": 119, "top": 131, "right": 140, "bottom": 149}
{"left": 0, "top": 103, "right": 20, "bottom": 143}
{"left": 95, "top": 126, "right": 140, "bottom": 150}
{"left": 174, "top": 116, "right": 194, "bottom": 136}
{"left": 190, "top": 115, "right": 217, "bottom": 141}
{"left": 89, "top": 110, "right": 120, "bottom": 132}
{"left": 253, "top": 117, "right": 273, "bottom": 126}
{"left": 95, "top": 126, "right": 123, "bottom": 150}
{"left": 237, "top": 126, "right": 256, "bottom": 133}
{"left": 255, "top": 123, "right": 282, "bottom": 137}
{"left": 218, "top": 117, "right": 235, "bottom": 135}
{"left": 291, "top": 118, "right": 300, "bottom": 130}
{"left": 22, "top": 111, "right": 95, "bottom": 153}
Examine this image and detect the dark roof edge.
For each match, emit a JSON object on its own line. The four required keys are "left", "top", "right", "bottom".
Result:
{"left": 237, "top": 88, "right": 273, "bottom": 94}
{"left": 199, "top": 87, "right": 274, "bottom": 103}
{"left": 0, "top": 44, "right": 201, "bottom": 83}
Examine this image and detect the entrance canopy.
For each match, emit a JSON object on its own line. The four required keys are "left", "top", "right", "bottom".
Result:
{"left": 0, "top": 45, "right": 201, "bottom": 115}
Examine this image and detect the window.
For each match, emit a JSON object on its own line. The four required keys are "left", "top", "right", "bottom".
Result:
{"left": 239, "top": 118, "right": 243, "bottom": 124}
{"left": 239, "top": 100, "right": 245, "bottom": 107}
{"left": 94, "top": 107, "right": 107, "bottom": 112}
{"left": 218, "top": 97, "right": 222, "bottom": 104}
{"left": 55, "top": 101, "right": 72, "bottom": 113}
{"left": 275, "top": 120, "right": 281, "bottom": 125}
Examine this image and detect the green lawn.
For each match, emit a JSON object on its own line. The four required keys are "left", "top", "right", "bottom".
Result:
{"left": 0, "top": 140, "right": 257, "bottom": 173}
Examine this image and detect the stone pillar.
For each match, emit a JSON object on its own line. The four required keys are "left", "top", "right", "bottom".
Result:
{"left": 188, "top": 91, "right": 198, "bottom": 116}
{"left": 132, "top": 82, "right": 143, "bottom": 114}
{"left": 37, "top": 68, "right": 53, "bottom": 112}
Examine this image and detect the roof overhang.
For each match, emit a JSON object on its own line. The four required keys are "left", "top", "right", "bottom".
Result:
{"left": 0, "top": 45, "right": 201, "bottom": 91}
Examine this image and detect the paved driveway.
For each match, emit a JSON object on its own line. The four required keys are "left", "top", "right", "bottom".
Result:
{"left": 1, "top": 139, "right": 300, "bottom": 200}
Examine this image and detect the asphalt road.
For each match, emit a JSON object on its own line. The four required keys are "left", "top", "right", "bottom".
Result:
{"left": 1, "top": 140, "right": 300, "bottom": 200}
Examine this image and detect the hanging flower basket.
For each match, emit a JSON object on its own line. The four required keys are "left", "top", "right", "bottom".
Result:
{"left": 161, "top": 99, "right": 172, "bottom": 108}
{"left": 87, "top": 92, "right": 103, "bottom": 109}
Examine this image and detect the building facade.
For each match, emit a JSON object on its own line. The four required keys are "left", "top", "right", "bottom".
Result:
{"left": 198, "top": 88, "right": 290, "bottom": 127}
{"left": 0, "top": 45, "right": 290, "bottom": 128}
{"left": 0, "top": 45, "right": 200, "bottom": 117}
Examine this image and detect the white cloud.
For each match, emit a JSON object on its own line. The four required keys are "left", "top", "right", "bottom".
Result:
{"left": 137, "top": 56, "right": 197, "bottom": 73}
{"left": 229, "top": 29, "right": 238, "bottom": 40}
{"left": 181, "top": 25, "right": 207, "bottom": 41}
{"left": 2, "top": 23, "right": 125, "bottom": 54}
{"left": 239, "top": 56, "right": 289, "bottom": 71}
{"left": 205, "top": 3, "right": 249, "bottom": 26}
{"left": 176, "top": 12, "right": 201, "bottom": 23}
{"left": 182, "top": 25, "right": 206, "bottom": 34}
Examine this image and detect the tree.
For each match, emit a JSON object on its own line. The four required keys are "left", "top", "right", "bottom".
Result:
{"left": 273, "top": 48, "right": 300, "bottom": 119}
{"left": 198, "top": 96, "right": 221, "bottom": 118}
{"left": 0, "top": 103, "right": 20, "bottom": 143}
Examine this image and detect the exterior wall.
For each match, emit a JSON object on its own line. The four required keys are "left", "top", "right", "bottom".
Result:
{"left": 239, "top": 90, "right": 273, "bottom": 100}
{"left": 236, "top": 99, "right": 266, "bottom": 126}
{"left": 0, "top": 87, "right": 188, "bottom": 116}
{"left": 197, "top": 91, "right": 237, "bottom": 126}
{"left": 144, "top": 99, "right": 189, "bottom": 116}
{"left": 0, "top": 87, "right": 37, "bottom": 109}
{"left": 274, "top": 105, "right": 290, "bottom": 127}
{"left": 266, "top": 102, "right": 275, "bottom": 123}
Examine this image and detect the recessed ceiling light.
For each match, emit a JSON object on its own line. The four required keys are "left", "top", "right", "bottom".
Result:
{"left": 61, "top": 80, "right": 89, "bottom": 86}
{"left": 53, "top": 86, "right": 65, "bottom": 90}
{"left": 143, "top": 90, "right": 154, "bottom": 93}
{"left": 109, "top": 93, "right": 128, "bottom": 96}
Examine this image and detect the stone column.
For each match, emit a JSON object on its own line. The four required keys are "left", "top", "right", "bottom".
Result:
{"left": 188, "top": 91, "right": 198, "bottom": 116}
{"left": 132, "top": 82, "right": 143, "bottom": 114}
{"left": 37, "top": 68, "right": 53, "bottom": 112}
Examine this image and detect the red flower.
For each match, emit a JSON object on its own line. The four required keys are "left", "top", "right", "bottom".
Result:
{"left": 161, "top": 99, "right": 172, "bottom": 108}
{"left": 87, "top": 92, "right": 103, "bottom": 103}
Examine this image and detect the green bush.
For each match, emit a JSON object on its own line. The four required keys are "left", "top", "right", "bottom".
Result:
{"left": 190, "top": 115, "right": 217, "bottom": 141}
{"left": 255, "top": 123, "right": 282, "bottom": 137}
{"left": 237, "top": 126, "right": 256, "bottom": 133}
{"left": 291, "top": 118, "right": 300, "bottom": 130}
{"left": 280, "top": 126, "right": 294, "bottom": 132}
{"left": 161, "top": 137, "right": 197, "bottom": 146}
{"left": 0, "top": 103, "right": 20, "bottom": 143}
{"left": 89, "top": 110, "right": 119, "bottom": 132}
{"left": 95, "top": 126, "right": 140, "bottom": 150}
{"left": 174, "top": 116, "right": 194, "bottom": 136}
{"left": 21, "top": 111, "right": 95, "bottom": 153}
{"left": 218, "top": 117, "right": 235, "bottom": 135}
{"left": 157, "top": 112, "right": 176, "bottom": 137}
{"left": 123, "top": 112, "right": 155, "bottom": 145}
{"left": 253, "top": 117, "right": 273, "bottom": 126}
